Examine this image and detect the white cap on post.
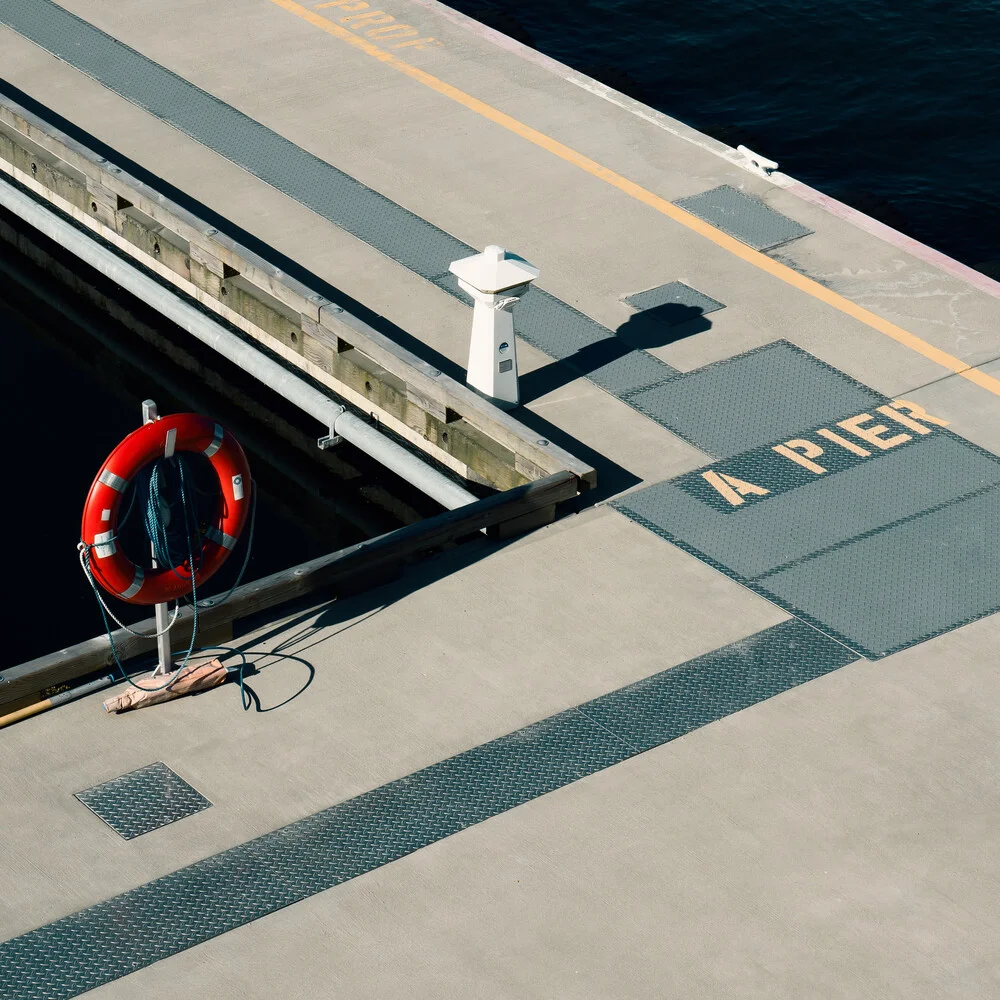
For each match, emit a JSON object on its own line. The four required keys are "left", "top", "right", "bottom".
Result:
{"left": 449, "top": 244, "right": 539, "bottom": 408}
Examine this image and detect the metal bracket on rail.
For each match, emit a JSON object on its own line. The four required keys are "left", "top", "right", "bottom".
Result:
{"left": 317, "top": 405, "right": 347, "bottom": 450}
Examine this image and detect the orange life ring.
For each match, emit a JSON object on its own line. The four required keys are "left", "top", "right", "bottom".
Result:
{"left": 81, "top": 413, "right": 251, "bottom": 605}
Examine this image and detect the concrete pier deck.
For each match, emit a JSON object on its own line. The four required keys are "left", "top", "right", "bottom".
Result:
{"left": 3, "top": 1, "right": 1000, "bottom": 996}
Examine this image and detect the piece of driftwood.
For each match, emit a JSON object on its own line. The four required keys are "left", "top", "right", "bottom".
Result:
{"left": 102, "top": 658, "right": 227, "bottom": 714}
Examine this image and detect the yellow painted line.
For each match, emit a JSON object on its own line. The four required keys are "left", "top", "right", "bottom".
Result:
{"left": 270, "top": 0, "right": 1000, "bottom": 397}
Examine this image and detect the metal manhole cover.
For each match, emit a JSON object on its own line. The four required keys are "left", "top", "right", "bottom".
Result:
{"left": 674, "top": 185, "right": 813, "bottom": 251}
{"left": 624, "top": 280, "right": 725, "bottom": 319}
{"left": 75, "top": 762, "right": 211, "bottom": 840}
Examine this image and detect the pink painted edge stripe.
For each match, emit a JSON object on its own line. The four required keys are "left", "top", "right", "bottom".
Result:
{"left": 412, "top": 0, "right": 1000, "bottom": 302}
{"left": 785, "top": 181, "right": 1000, "bottom": 300}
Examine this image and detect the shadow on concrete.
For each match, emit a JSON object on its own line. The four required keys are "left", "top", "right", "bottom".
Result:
{"left": 218, "top": 595, "right": 396, "bottom": 711}
{"left": 226, "top": 534, "right": 504, "bottom": 693}
{"left": 219, "top": 418, "right": 647, "bottom": 706}
{"left": 509, "top": 405, "right": 641, "bottom": 507}
{"left": 519, "top": 303, "right": 712, "bottom": 405}
{"left": 233, "top": 651, "right": 315, "bottom": 712}
{"left": 617, "top": 303, "right": 713, "bottom": 349}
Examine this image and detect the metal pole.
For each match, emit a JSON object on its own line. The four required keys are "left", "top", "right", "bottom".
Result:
{"left": 142, "top": 399, "right": 173, "bottom": 677}
{"left": 0, "top": 177, "right": 477, "bottom": 511}
{"left": 152, "top": 600, "right": 172, "bottom": 677}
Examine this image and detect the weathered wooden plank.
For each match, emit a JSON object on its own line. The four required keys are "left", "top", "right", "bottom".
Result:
{"left": 189, "top": 240, "right": 225, "bottom": 278}
{"left": 0, "top": 472, "right": 579, "bottom": 707}
{"left": 0, "top": 92, "right": 595, "bottom": 490}
{"left": 320, "top": 307, "right": 595, "bottom": 486}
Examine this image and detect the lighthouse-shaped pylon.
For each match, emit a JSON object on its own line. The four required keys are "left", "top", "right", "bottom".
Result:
{"left": 449, "top": 244, "right": 539, "bottom": 409}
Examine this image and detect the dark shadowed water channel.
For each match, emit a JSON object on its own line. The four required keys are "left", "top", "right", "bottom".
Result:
{"left": 0, "top": 206, "right": 450, "bottom": 667}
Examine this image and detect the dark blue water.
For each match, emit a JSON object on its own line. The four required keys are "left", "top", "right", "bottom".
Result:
{"left": 453, "top": 0, "right": 1000, "bottom": 272}
{"left": 0, "top": 209, "right": 445, "bottom": 666}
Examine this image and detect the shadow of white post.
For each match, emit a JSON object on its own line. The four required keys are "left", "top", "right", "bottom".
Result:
{"left": 449, "top": 245, "right": 539, "bottom": 409}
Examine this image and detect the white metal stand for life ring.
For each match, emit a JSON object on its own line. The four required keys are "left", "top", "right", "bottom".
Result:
{"left": 141, "top": 398, "right": 174, "bottom": 677}
{"left": 449, "top": 245, "right": 539, "bottom": 409}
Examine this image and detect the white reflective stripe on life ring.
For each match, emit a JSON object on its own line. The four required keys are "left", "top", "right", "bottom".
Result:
{"left": 118, "top": 566, "right": 144, "bottom": 600}
{"left": 206, "top": 525, "right": 238, "bottom": 550}
{"left": 98, "top": 469, "right": 129, "bottom": 492}
{"left": 93, "top": 530, "right": 116, "bottom": 559}
{"left": 203, "top": 423, "right": 225, "bottom": 458}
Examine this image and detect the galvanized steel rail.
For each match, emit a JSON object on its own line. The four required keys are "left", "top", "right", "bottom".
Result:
{"left": 0, "top": 89, "right": 595, "bottom": 492}
{"left": 0, "top": 174, "right": 480, "bottom": 513}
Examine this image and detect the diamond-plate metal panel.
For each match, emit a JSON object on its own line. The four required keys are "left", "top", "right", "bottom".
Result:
{"left": 1, "top": 619, "right": 859, "bottom": 997}
{"left": 74, "top": 763, "right": 210, "bottom": 840}
{"left": 758, "top": 485, "right": 1000, "bottom": 659}
{"left": 587, "top": 347, "right": 676, "bottom": 395}
{"left": 624, "top": 281, "right": 725, "bottom": 318}
{"left": 3, "top": 710, "right": 633, "bottom": 999}
{"left": 674, "top": 185, "right": 814, "bottom": 251}
{"left": 615, "top": 431, "right": 1000, "bottom": 582}
{"left": 512, "top": 286, "right": 614, "bottom": 361}
{"left": 614, "top": 415, "right": 1000, "bottom": 658}
{"left": 625, "top": 341, "right": 883, "bottom": 457}
{"left": 579, "top": 619, "right": 857, "bottom": 752}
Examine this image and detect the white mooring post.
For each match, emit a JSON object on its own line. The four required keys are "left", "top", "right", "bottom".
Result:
{"left": 449, "top": 244, "right": 539, "bottom": 408}
{"left": 142, "top": 399, "right": 173, "bottom": 678}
